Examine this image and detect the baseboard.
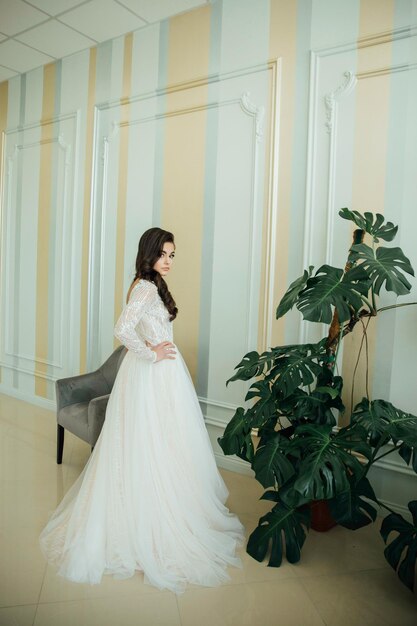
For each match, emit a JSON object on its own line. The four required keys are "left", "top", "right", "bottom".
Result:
{"left": 0, "top": 384, "right": 55, "bottom": 412}
{"left": 213, "top": 450, "right": 255, "bottom": 477}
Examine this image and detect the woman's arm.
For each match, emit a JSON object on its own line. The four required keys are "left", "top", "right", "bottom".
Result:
{"left": 114, "top": 281, "right": 157, "bottom": 362}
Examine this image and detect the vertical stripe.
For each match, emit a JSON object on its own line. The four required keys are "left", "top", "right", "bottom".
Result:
{"left": 161, "top": 5, "right": 211, "bottom": 382}
{"left": 46, "top": 59, "right": 62, "bottom": 398}
{"left": 0, "top": 80, "right": 8, "bottom": 385}
{"left": 286, "top": 0, "right": 313, "bottom": 344}
{"left": 113, "top": 33, "right": 133, "bottom": 342}
{"left": 12, "top": 75, "right": 26, "bottom": 389}
{"left": 197, "top": 0, "right": 223, "bottom": 398}
{"left": 268, "top": 0, "right": 298, "bottom": 347}
{"left": 341, "top": 0, "right": 394, "bottom": 418}
{"left": 152, "top": 20, "right": 169, "bottom": 226}
{"left": 80, "top": 47, "right": 97, "bottom": 374}
{"left": 35, "top": 63, "right": 55, "bottom": 397}
{"left": 373, "top": 0, "right": 417, "bottom": 403}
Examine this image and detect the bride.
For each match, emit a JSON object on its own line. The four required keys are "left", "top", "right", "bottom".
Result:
{"left": 39, "top": 226, "right": 246, "bottom": 594}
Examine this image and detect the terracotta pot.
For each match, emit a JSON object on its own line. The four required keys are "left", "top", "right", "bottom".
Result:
{"left": 310, "top": 499, "right": 337, "bottom": 532}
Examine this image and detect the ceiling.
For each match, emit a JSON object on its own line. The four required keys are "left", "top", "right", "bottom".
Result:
{"left": 0, "top": 0, "right": 210, "bottom": 82}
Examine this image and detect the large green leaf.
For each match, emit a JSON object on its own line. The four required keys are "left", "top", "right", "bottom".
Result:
{"left": 217, "top": 407, "right": 254, "bottom": 462}
{"left": 349, "top": 243, "right": 414, "bottom": 295}
{"left": 292, "top": 367, "right": 344, "bottom": 425}
{"left": 352, "top": 398, "right": 417, "bottom": 465}
{"left": 291, "top": 424, "right": 372, "bottom": 500}
{"left": 247, "top": 491, "right": 310, "bottom": 566}
{"left": 380, "top": 501, "right": 417, "bottom": 592}
{"left": 328, "top": 475, "right": 378, "bottom": 530}
{"left": 351, "top": 398, "right": 391, "bottom": 447}
{"left": 296, "top": 264, "right": 370, "bottom": 323}
{"left": 226, "top": 343, "right": 307, "bottom": 386}
{"left": 252, "top": 434, "right": 295, "bottom": 489}
{"left": 226, "top": 350, "right": 272, "bottom": 385}
{"left": 244, "top": 380, "right": 278, "bottom": 427}
{"left": 268, "top": 340, "right": 327, "bottom": 398}
{"left": 276, "top": 266, "right": 314, "bottom": 320}
{"left": 339, "top": 208, "right": 398, "bottom": 242}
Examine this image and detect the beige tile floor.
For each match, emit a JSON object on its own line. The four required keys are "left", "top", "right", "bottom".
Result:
{"left": 0, "top": 393, "right": 416, "bottom": 626}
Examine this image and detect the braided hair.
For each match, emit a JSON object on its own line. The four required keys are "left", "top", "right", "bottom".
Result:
{"left": 131, "top": 227, "right": 178, "bottom": 321}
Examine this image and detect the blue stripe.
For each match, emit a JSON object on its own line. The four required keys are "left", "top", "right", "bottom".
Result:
{"left": 196, "top": 0, "right": 223, "bottom": 398}
{"left": 12, "top": 74, "right": 26, "bottom": 388}
{"left": 152, "top": 19, "right": 169, "bottom": 226}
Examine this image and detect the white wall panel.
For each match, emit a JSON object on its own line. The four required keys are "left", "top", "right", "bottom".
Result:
{"left": 0, "top": 114, "right": 78, "bottom": 383}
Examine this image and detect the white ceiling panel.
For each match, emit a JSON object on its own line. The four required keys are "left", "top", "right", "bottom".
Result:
{"left": 58, "top": 0, "right": 146, "bottom": 42}
{"left": 117, "top": 0, "right": 207, "bottom": 23}
{"left": 24, "top": 0, "right": 90, "bottom": 16}
{"left": 17, "top": 19, "right": 96, "bottom": 58}
{"left": 0, "top": 0, "right": 211, "bottom": 79}
{"left": 0, "top": 64, "right": 18, "bottom": 81}
{"left": 0, "top": 0, "right": 48, "bottom": 36}
{"left": 0, "top": 39, "right": 54, "bottom": 72}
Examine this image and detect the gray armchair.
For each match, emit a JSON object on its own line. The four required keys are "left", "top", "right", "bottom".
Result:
{"left": 55, "top": 345, "right": 127, "bottom": 464}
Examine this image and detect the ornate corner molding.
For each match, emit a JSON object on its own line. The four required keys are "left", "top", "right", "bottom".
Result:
{"left": 57, "top": 133, "right": 71, "bottom": 166}
{"left": 324, "top": 70, "right": 357, "bottom": 133}
{"left": 240, "top": 91, "right": 265, "bottom": 141}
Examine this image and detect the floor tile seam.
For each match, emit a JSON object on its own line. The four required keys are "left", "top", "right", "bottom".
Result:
{"left": 221, "top": 570, "right": 300, "bottom": 586}
{"left": 292, "top": 564, "right": 391, "bottom": 581}
{"left": 182, "top": 575, "right": 305, "bottom": 596}
{"left": 174, "top": 593, "right": 184, "bottom": 626}
{"left": 296, "top": 577, "right": 331, "bottom": 626}
{"left": 0, "top": 602, "right": 38, "bottom": 609}
{"left": 36, "top": 590, "right": 175, "bottom": 606}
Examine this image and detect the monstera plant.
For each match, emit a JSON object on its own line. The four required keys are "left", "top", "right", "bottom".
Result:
{"left": 218, "top": 208, "right": 417, "bottom": 592}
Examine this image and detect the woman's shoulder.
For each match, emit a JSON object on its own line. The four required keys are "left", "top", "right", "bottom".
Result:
{"left": 137, "top": 278, "right": 157, "bottom": 290}
{"left": 127, "top": 278, "right": 157, "bottom": 303}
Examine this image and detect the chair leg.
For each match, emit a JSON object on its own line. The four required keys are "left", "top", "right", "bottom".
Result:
{"left": 57, "top": 424, "right": 64, "bottom": 464}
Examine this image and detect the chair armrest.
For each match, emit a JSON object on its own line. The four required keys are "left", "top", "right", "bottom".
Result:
{"left": 87, "top": 394, "right": 110, "bottom": 446}
{"left": 55, "top": 371, "right": 110, "bottom": 411}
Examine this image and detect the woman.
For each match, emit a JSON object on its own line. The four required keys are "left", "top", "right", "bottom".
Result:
{"left": 39, "top": 227, "right": 245, "bottom": 594}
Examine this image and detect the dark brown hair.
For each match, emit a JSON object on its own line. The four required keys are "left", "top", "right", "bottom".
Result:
{"left": 131, "top": 227, "right": 178, "bottom": 321}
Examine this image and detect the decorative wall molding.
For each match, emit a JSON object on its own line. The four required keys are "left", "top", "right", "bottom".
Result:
{"left": 240, "top": 91, "right": 265, "bottom": 141}
{"left": 87, "top": 61, "right": 280, "bottom": 381}
{"left": 0, "top": 111, "right": 79, "bottom": 377}
{"left": 91, "top": 92, "right": 262, "bottom": 366}
{"left": 301, "top": 27, "right": 417, "bottom": 346}
{"left": 324, "top": 70, "right": 356, "bottom": 133}
{"left": 300, "top": 29, "right": 417, "bottom": 508}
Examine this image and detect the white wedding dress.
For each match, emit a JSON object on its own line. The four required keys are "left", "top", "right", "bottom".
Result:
{"left": 39, "top": 278, "right": 245, "bottom": 594}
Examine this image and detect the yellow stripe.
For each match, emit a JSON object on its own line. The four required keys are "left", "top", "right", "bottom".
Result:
{"left": 80, "top": 47, "right": 97, "bottom": 373}
{"left": 161, "top": 5, "right": 211, "bottom": 382}
{"left": 113, "top": 32, "right": 133, "bottom": 346}
{"left": 0, "top": 81, "right": 8, "bottom": 385}
{"left": 268, "top": 0, "right": 298, "bottom": 347}
{"left": 35, "top": 63, "right": 55, "bottom": 397}
{"left": 341, "top": 0, "right": 394, "bottom": 421}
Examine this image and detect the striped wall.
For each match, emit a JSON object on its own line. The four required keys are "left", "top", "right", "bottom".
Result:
{"left": 0, "top": 0, "right": 416, "bottom": 511}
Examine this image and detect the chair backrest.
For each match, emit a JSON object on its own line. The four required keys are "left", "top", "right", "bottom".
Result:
{"left": 99, "top": 345, "right": 127, "bottom": 390}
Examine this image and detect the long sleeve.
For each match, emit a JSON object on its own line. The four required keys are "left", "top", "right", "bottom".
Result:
{"left": 114, "top": 280, "right": 157, "bottom": 363}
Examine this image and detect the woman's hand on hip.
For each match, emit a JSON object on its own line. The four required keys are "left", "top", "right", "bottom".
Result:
{"left": 146, "top": 340, "right": 176, "bottom": 362}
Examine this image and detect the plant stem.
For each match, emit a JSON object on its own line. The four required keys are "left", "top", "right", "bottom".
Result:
{"left": 362, "top": 294, "right": 376, "bottom": 314}
{"left": 377, "top": 301, "right": 417, "bottom": 313}
{"left": 360, "top": 317, "right": 371, "bottom": 400}
{"left": 371, "top": 240, "right": 377, "bottom": 312}
{"left": 373, "top": 445, "right": 401, "bottom": 464}
{"left": 350, "top": 321, "right": 368, "bottom": 413}
{"left": 377, "top": 501, "right": 398, "bottom": 516}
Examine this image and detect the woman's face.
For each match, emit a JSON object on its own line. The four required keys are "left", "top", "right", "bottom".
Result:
{"left": 153, "top": 241, "right": 175, "bottom": 277}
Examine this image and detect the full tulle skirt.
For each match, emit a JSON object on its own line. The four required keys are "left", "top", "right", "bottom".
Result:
{"left": 39, "top": 348, "right": 246, "bottom": 594}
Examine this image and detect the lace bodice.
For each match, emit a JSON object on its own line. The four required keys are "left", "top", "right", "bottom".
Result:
{"left": 114, "top": 279, "right": 173, "bottom": 362}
